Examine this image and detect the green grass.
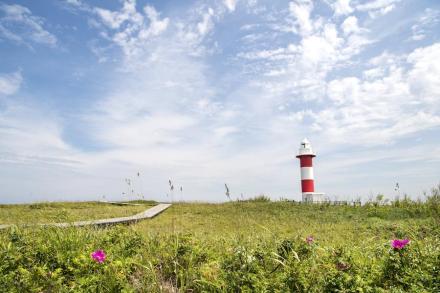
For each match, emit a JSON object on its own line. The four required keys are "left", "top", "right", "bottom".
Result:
{"left": 0, "top": 197, "right": 439, "bottom": 292}
{"left": 0, "top": 201, "right": 155, "bottom": 224}
{"left": 137, "top": 202, "right": 436, "bottom": 244}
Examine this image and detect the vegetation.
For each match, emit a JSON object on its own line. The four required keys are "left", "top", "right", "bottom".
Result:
{"left": 0, "top": 189, "right": 439, "bottom": 292}
{"left": 0, "top": 201, "right": 154, "bottom": 224}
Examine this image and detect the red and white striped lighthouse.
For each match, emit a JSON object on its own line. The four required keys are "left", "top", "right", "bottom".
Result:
{"left": 296, "top": 138, "right": 324, "bottom": 202}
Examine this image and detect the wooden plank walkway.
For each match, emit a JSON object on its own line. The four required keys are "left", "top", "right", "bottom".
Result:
{"left": 0, "top": 203, "right": 171, "bottom": 230}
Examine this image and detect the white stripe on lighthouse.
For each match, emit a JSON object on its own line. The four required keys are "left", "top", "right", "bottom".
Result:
{"left": 300, "top": 167, "right": 314, "bottom": 180}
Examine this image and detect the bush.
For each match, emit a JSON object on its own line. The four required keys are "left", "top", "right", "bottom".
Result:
{"left": 1, "top": 198, "right": 439, "bottom": 292}
{"left": 242, "top": 194, "right": 271, "bottom": 202}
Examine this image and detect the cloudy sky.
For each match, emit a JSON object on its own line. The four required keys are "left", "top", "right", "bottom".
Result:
{"left": 0, "top": 0, "right": 439, "bottom": 203}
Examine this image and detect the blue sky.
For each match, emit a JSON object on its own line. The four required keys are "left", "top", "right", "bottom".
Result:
{"left": 0, "top": 0, "right": 439, "bottom": 203}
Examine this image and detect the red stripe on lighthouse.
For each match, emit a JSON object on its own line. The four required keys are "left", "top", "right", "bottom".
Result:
{"left": 301, "top": 179, "right": 315, "bottom": 193}
{"left": 299, "top": 156, "right": 313, "bottom": 167}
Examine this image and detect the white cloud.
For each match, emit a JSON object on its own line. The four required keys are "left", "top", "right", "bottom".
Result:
{"left": 356, "top": 0, "right": 400, "bottom": 18}
{"left": 173, "top": 4, "right": 237, "bottom": 57}
{"left": 93, "top": 0, "right": 147, "bottom": 31}
{"left": 368, "top": 51, "right": 400, "bottom": 66}
{"left": 237, "top": 45, "right": 297, "bottom": 60}
{"left": 411, "top": 8, "right": 440, "bottom": 41}
{"left": 289, "top": 0, "right": 314, "bottom": 36}
{"left": 0, "top": 3, "right": 57, "bottom": 47}
{"left": 309, "top": 43, "right": 440, "bottom": 146}
{"left": 76, "top": 0, "right": 230, "bottom": 62}
{"left": 327, "top": 77, "right": 360, "bottom": 104}
{"left": 144, "top": 6, "right": 169, "bottom": 36}
{"left": 356, "top": 0, "right": 399, "bottom": 11}
{"left": 332, "top": 0, "right": 353, "bottom": 16}
{"left": 64, "top": 0, "right": 82, "bottom": 7}
{"left": 81, "top": 28, "right": 218, "bottom": 149}
{"left": 214, "top": 126, "right": 239, "bottom": 139}
{"left": 363, "top": 67, "right": 384, "bottom": 79}
{"left": 341, "top": 16, "right": 359, "bottom": 35}
{"left": 93, "top": 113, "right": 197, "bottom": 148}
{"left": 0, "top": 71, "right": 22, "bottom": 96}
{"left": 407, "top": 43, "right": 440, "bottom": 104}
{"left": 224, "top": 0, "right": 237, "bottom": 12}
{"left": 197, "top": 8, "right": 215, "bottom": 36}
{"left": 91, "top": 1, "right": 169, "bottom": 60}
{"left": 0, "top": 101, "right": 76, "bottom": 167}
{"left": 301, "top": 31, "right": 339, "bottom": 65}
{"left": 237, "top": 6, "right": 371, "bottom": 103}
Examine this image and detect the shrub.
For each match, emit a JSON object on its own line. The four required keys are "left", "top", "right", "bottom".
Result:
{"left": 243, "top": 194, "right": 271, "bottom": 202}
{"left": 1, "top": 199, "right": 439, "bottom": 291}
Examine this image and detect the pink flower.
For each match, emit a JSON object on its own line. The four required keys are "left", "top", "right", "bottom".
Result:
{"left": 306, "top": 235, "right": 314, "bottom": 244}
{"left": 91, "top": 249, "right": 106, "bottom": 263}
{"left": 391, "top": 239, "right": 410, "bottom": 250}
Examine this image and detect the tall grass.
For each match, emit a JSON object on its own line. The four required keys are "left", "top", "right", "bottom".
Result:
{"left": 1, "top": 187, "right": 439, "bottom": 292}
{"left": 0, "top": 201, "right": 153, "bottom": 225}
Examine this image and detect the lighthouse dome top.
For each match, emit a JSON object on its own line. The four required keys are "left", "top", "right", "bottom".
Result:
{"left": 297, "top": 138, "right": 316, "bottom": 157}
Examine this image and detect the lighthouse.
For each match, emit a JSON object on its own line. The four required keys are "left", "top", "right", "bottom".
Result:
{"left": 296, "top": 138, "right": 324, "bottom": 202}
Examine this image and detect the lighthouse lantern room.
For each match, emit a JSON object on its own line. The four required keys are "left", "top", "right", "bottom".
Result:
{"left": 296, "top": 138, "right": 325, "bottom": 203}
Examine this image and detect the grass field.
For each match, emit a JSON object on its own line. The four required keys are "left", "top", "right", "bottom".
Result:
{"left": 136, "top": 201, "right": 436, "bottom": 245}
{"left": 0, "top": 201, "right": 155, "bottom": 224}
{"left": 0, "top": 193, "right": 439, "bottom": 292}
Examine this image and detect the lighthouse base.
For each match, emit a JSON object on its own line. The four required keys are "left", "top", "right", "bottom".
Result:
{"left": 302, "top": 192, "right": 326, "bottom": 203}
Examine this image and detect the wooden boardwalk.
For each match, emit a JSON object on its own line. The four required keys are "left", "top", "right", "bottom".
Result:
{"left": 0, "top": 203, "right": 171, "bottom": 230}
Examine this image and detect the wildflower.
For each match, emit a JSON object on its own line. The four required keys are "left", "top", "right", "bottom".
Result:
{"left": 306, "top": 235, "right": 314, "bottom": 244}
{"left": 91, "top": 249, "right": 106, "bottom": 263}
{"left": 391, "top": 239, "right": 410, "bottom": 250}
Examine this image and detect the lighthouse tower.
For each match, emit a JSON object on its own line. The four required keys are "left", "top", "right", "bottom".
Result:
{"left": 296, "top": 138, "right": 324, "bottom": 203}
